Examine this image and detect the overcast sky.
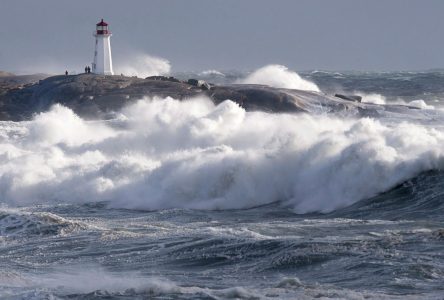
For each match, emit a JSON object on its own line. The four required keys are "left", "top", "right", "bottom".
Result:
{"left": 1, "top": 0, "right": 444, "bottom": 74}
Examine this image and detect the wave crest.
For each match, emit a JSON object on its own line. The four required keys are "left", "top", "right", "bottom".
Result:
{"left": 116, "top": 53, "right": 171, "bottom": 78}
{"left": 0, "top": 97, "right": 443, "bottom": 212}
{"left": 238, "top": 65, "right": 320, "bottom": 92}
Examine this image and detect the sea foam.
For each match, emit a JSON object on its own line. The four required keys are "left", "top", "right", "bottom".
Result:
{"left": 238, "top": 64, "right": 320, "bottom": 92}
{"left": 0, "top": 97, "right": 443, "bottom": 213}
{"left": 116, "top": 53, "right": 171, "bottom": 77}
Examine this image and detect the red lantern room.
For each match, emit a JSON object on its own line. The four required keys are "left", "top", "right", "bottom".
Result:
{"left": 96, "top": 19, "right": 110, "bottom": 35}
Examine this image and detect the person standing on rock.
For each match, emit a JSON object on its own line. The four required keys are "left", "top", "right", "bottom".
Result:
{"left": 87, "top": 66, "right": 91, "bottom": 74}
{"left": 65, "top": 70, "right": 68, "bottom": 76}
{"left": 85, "top": 66, "right": 88, "bottom": 74}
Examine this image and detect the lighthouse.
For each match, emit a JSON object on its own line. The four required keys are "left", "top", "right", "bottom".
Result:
{"left": 92, "top": 19, "right": 114, "bottom": 75}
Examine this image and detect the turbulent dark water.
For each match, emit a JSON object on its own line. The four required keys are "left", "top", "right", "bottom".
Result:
{"left": 1, "top": 69, "right": 444, "bottom": 299}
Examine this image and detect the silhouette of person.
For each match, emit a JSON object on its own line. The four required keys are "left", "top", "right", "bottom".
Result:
{"left": 65, "top": 70, "right": 68, "bottom": 76}
{"left": 87, "top": 66, "right": 91, "bottom": 73}
{"left": 85, "top": 66, "right": 88, "bottom": 74}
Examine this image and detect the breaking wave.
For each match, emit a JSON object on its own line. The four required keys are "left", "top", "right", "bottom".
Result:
{"left": 357, "top": 92, "right": 435, "bottom": 109}
{"left": 199, "top": 70, "right": 225, "bottom": 77}
{"left": 238, "top": 65, "right": 320, "bottom": 92}
{"left": 0, "top": 97, "right": 444, "bottom": 213}
{"left": 116, "top": 53, "right": 171, "bottom": 78}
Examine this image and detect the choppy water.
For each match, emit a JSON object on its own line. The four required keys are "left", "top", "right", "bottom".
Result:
{"left": 1, "top": 68, "right": 444, "bottom": 299}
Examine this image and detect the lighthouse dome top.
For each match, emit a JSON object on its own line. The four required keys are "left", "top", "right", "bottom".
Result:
{"left": 96, "top": 19, "right": 108, "bottom": 26}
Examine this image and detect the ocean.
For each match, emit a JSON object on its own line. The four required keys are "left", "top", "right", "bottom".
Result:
{"left": 1, "top": 67, "right": 444, "bottom": 299}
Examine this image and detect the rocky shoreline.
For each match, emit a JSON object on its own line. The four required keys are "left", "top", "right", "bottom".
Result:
{"left": 0, "top": 73, "right": 426, "bottom": 121}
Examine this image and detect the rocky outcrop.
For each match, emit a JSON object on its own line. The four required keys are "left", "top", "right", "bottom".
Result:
{"left": 0, "top": 73, "right": 429, "bottom": 121}
{"left": 187, "top": 79, "right": 211, "bottom": 90}
{"left": 0, "top": 73, "right": 50, "bottom": 114}
{"left": 0, "top": 73, "right": 49, "bottom": 85}
{"left": 0, "top": 74, "right": 204, "bottom": 120}
{"left": 145, "top": 75, "right": 181, "bottom": 83}
{"left": 334, "top": 94, "right": 362, "bottom": 103}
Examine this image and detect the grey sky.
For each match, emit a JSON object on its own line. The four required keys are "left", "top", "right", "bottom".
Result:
{"left": 1, "top": 0, "right": 444, "bottom": 73}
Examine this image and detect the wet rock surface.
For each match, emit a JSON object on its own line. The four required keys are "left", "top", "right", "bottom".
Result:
{"left": 0, "top": 73, "right": 428, "bottom": 121}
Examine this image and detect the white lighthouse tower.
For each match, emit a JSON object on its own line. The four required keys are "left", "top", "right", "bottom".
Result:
{"left": 92, "top": 19, "right": 114, "bottom": 75}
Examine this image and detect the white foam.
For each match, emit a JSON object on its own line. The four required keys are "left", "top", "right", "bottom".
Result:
{"left": 359, "top": 93, "right": 387, "bottom": 105}
{"left": 199, "top": 70, "right": 225, "bottom": 77}
{"left": 358, "top": 92, "right": 435, "bottom": 110}
{"left": 1, "top": 97, "right": 444, "bottom": 213}
{"left": 116, "top": 53, "right": 171, "bottom": 78}
{"left": 0, "top": 267, "right": 180, "bottom": 296}
{"left": 407, "top": 100, "right": 435, "bottom": 110}
{"left": 238, "top": 65, "right": 320, "bottom": 92}
{"left": 0, "top": 267, "right": 425, "bottom": 300}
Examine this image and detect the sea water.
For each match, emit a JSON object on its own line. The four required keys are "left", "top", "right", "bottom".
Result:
{"left": 1, "top": 66, "right": 444, "bottom": 299}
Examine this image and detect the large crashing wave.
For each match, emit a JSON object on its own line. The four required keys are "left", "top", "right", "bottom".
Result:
{"left": 115, "top": 53, "right": 171, "bottom": 78}
{"left": 238, "top": 65, "right": 320, "bottom": 92}
{"left": 0, "top": 97, "right": 443, "bottom": 213}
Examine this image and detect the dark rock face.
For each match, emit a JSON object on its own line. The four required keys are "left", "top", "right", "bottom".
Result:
{"left": 0, "top": 73, "right": 50, "bottom": 119}
{"left": 0, "top": 74, "right": 203, "bottom": 120}
{"left": 187, "top": 79, "right": 211, "bottom": 90}
{"left": 0, "top": 73, "right": 49, "bottom": 86}
{"left": 145, "top": 76, "right": 181, "bottom": 83}
{"left": 0, "top": 73, "right": 428, "bottom": 121}
{"left": 334, "top": 94, "right": 362, "bottom": 103}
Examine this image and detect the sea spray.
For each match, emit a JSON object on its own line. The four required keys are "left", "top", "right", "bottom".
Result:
{"left": 116, "top": 53, "right": 171, "bottom": 77}
{"left": 0, "top": 97, "right": 444, "bottom": 212}
{"left": 357, "top": 92, "right": 435, "bottom": 109}
{"left": 238, "top": 64, "right": 320, "bottom": 92}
